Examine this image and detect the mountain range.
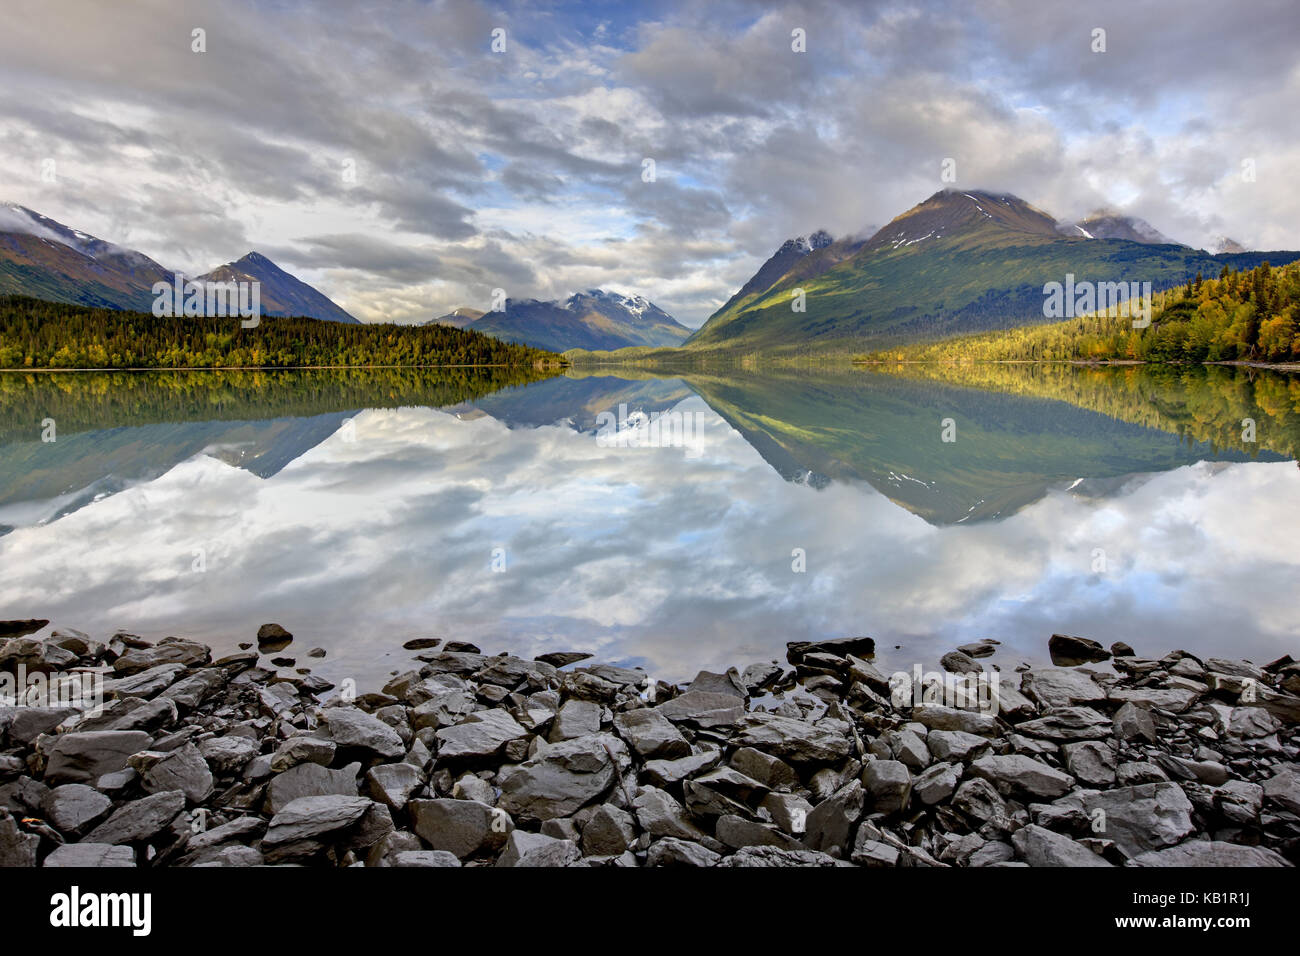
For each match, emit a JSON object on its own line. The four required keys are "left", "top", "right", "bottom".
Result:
{"left": 0, "top": 204, "right": 358, "bottom": 323}
{"left": 684, "top": 190, "right": 1299, "bottom": 355}
{"left": 433, "top": 290, "right": 691, "bottom": 352}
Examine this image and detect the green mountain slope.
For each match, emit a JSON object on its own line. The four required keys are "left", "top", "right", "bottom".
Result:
{"left": 687, "top": 190, "right": 1300, "bottom": 355}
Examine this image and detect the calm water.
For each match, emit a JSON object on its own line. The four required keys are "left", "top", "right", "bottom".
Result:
{"left": 1, "top": 364, "right": 1298, "bottom": 688}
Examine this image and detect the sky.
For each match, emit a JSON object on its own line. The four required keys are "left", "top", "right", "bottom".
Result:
{"left": 2, "top": 0, "right": 1298, "bottom": 327}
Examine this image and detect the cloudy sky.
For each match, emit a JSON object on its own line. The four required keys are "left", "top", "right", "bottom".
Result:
{"left": 2, "top": 0, "right": 1297, "bottom": 326}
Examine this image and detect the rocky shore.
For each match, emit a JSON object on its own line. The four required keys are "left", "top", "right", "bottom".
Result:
{"left": 1, "top": 622, "right": 1298, "bottom": 868}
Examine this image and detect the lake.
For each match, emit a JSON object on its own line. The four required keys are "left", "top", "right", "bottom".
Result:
{"left": 1, "top": 363, "right": 1297, "bottom": 689}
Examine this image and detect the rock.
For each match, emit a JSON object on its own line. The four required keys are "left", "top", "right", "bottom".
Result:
{"left": 392, "top": 849, "right": 462, "bottom": 867}
{"left": 1013, "top": 824, "right": 1112, "bottom": 866}
{"left": 889, "top": 729, "right": 931, "bottom": 769}
{"left": 1022, "top": 668, "right": 1106, "bottom": 708}
{"left": 613, "top": 708, "right": 691, "bottom": 760}
{"left": 642, "top": 749, "right": 722, "bottom": 788}
{"left": 970, "top": 754, "right": 1074, "bottom": 800}
{"left": 1214, "top": 780, "right": 1264, "bottom": 825}
{"left": 41, "top": 784, "right": 112, "bottom": 835}
{"left": 497, "top": 733, "right": 629, "bottom": 822}
{"left": 199, "top": 736, "right": 259, "bottom": 775}
{"left": 1063, "top": 741, "right": 1117, "bottom": 788}
{"left": 926, "top": 730, "right": 991, "bottom": 762}
{"left": 646, "top": 836, "right": 721, "bottom": 867}
{"left": 0, "top": 706, "right": 79, "bottom": 745}
{"left": 1108, "top": 687, "right": 1199, "bottom": 713}
{"left": 729, "top": 747, "right": 798, "bottom": 789}
{"left": 102, "top": 664, "right": 187, "bottom": 700}
{"left": 730, "top": 713, "right": 853, "bottom": 764}
{"left": 263, "top": 794, "right": 372, "bottom": 846}
{"left": 861, "top": 760, "right": 911, "bottom": 814}
{"left": 84, "top": 790, "right": 186, "bottom": 845}
{"left": 851, "top": 834, "right": 901, "bottom": 866}
{"left": 941, "top": 651, "right": 982, "bottom": 675}
{"left": 633, "top": 786, "right": 715, "bottom": 846}
{"left": 716, "top": 814, "right": 805, "bottom": 851}
{"left": 44, "top": 730, "right": 153, "bottom": 785}
{"left": 265, "top": 761, "right": 362, "bottom": 814}
{"left": 653, "top": 691, "right": 745, "bottom": 728}
{"left": 1048, "top": 634, "right": 1111, "bottom": 665}
{"left": 0, "top": 619, "right": 48, "bottom": 637}
{"left": 582, "top": 804, "right": 636, "bottom": 855}
{"left": 112, "top": 639, "right": 210, "bottom": 675}
{"left": 495, "top": 830, "right": 581, "bottom": 867}
{"left": 957, "top": 640, "right": 999, "bottom": 659}
{"left": 1016, "top": 707, "right": 1112, "bottom": 741}
{"left": 1130, "top": 841, "right": 1292, "bottom": 867}
{"left": 451, "top": 774, "right": 496, "bottom": 804}
{"left": 682, "top": 767, "right": 769, "bottom": 819}
{"left": 740, "top": 662, "right": 784, "bottom": 692}
{"left": 130, "top": 744, "right": 213, "bottom": 804}
{"left": 1117, "top": 761, "right": 1169, "bottom": 786}
{"left": 1110, "top": 642, "right": 1135, "bottom": 657}
{"left": 1152, "top": 754, "right": 1229, "bottom": 787}
{"left": 1073, "top": 783, "right": 1195, "bottom": 858}
{"left": 43, "top": 843, "right": 137, "bottom": 867}
{"left": 256, "top": 623, "right": 293, "bottom": 651}
{"left": 402, "top": 638, "right": 442, "bottom": 651}
{"left": 1261, "top": 769, "right": 1300, "bottom": 815}
{"left": 803, "top": 780, "right": 865, "bottom": 853}
{"left": 786, "top": 637, "right": 875, "bottom": 662}
{"left": 410, "top": 798, "right": 512, "bottom": 858}
{"left": 913, "top": 762, "right": 961, "bottom": 805}
{"left": 910, "top": 705, "right": 1000, "bottom": 737}
{"left": 1112, "top": 701, "right": 1157, "bottom": 742}
{"left": 159, "top": 670, "right": 226, "bottom": 711}
{"left": 0, "top": 814, "right": 39, "bottom": 866}
{"left": 717, "top": 845, "right": 847, "bottom": 867}
{"left": 366, "top": 762, "right": 423, "bottom": 810}
{"left": 548, "top": 699, "right": 602, "bottom": 742}
{"left": 1227, "top": 706, "right": 1282, "bottom": 738}
{"left": 534, "top": 652, "right": 592, "bottom": 668}
{"left": 434, "top": 709, "right": 528, "bottom": 760}
{"left": 270, "top": 736, "right": 336, "bottom": 772}
{"left": 322, "top": 707, "right": 404, "bottom": 761}
{"left": 951, "top": 778, "right": 1012, "bottom": 831}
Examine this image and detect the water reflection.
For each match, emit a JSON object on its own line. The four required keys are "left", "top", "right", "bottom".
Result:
{"left": 0, "top": 364, "right": 1297, "bottom": 685}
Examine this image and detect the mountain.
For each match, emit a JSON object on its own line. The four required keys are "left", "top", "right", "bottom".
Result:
{"left": 427, "top": 307, "right": 485, "bottom": 329}
{"left": 0, "top": 204, "right": 357, "bottom": 323}
{"left": 472, "top": 289, "right": 691, "bottom": 352}
{"left": 0, "top": 203, "right": 173, "bottom": 311}
{"left": 199, "top": 252, "right": 358, "bottom": 323}
{"left": 1208, "top": 236, "right": 1247, "bottom": 254}
{"left": 1061, "top": 209, "right": 1179, "bottom": 245}
{"left": 686, "top": 189, "right": 1300, "bottom": 354}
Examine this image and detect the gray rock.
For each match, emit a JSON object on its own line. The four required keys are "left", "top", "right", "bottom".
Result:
{"left": 850, "top": 835, "right": 900, "bottom": 866}
{"left": 0, "top": 814, "right": 39, "bottom": 866}
{"left": 323, "top": 707, "right": 404, "bottom": 761}
{"left": 910, "top": 705, "right": 1000, "bottom": 737}
{"left": 410, "top": 798, "right": 512, "bottom": 858}
{"left": 803, "top": 779, "right": 865, "bottom": 853}
{"left": 102, "top": 664, "right": 187, "bottom": 700}
{"left": 199, "top": 735, "right": 260, "bottom": 775}
{"left": 1016, "top": 707, "right": 1112, "bottom": 741}
{"left": 112, "top": 639, "right": 210, "bottom": 675}
{"left": 41, "top": 784, "right": 112, "bottom": 836}
{"left": 0, "top": 706, "right": 79, "bottom": 745}
{"left": 265, "top": 761, "right": 361, "bottom": 814}
{"left": 159, "top": 670, "right": 226, "bottom": 711}
{"left": 1013, "top": 824, "right": 1112, "bottom": 866}
{"left": 1131, "top": 841, "right": 1292, "bottom": 867}
{"left": 1227, "top": 706, "right": 1282, "bottom": 739}
{"left": 270, "top": 736, "right": 335, "bottom": 772}
{"left": 716, "top": 814, "right": 805, "bottom": 851}
{"left": 645, "top": 836, "right": 721, "bottom": 866}
{"left": 1074, "top": 783, "right": 1195, "bottom": 858}
{"left": 642, "top": 749, "right": 722, "bottom": 788}
{"left": 717, "top": 845, "right": 847, "bottom": 867}
{"left": 434, "top": 709, "right": 528, "bottom": 760}
{"left": 941, "top": 651, "right": 983, "bottom": 674}
{"left": 633, "top": 786, "right": 715, "bottom": 845}
{"left": 44, "top": 730, "right": 153, "bottom": 785}
{"left": 1261, "top": 769, "right": 1300, "bottom": 815}
{"left": 84, "top": 790, "right": 186, "bottom": 845}
{"left": 653, "top": 691, "right": 745, "bottom": 728}
{"left": 43, "top": 843, "right": 137, "bottom": 867}
{"left": 366, "top": 762, "right": 423, "bottom": 810}
{"left": 1117, "top": 761, "right": 1169, "bottom": 786}
{"left": 263, "top": 794, "right": 373, "bottom": 845}
{"left": 1113, "top": 702, "right": 1157, "bottom": 742}
{"left": 730, "top": 713, "right": 853, "bottom": 764}
{"left": 861, "top": 760, "right": 911, "bottom": 814}
{"left": 392, "top": 850, "right": 462, "bottom": 867}
{"left": 613, "top": 708, "right": 691, "bottom": 760}
{"left": 495, "top": 830, "right": 581, "bottom": 867}
{"left": 913, "top": 762, "right": 961, "bottom": 805}
{"left": 1022, "top": 668, "right": 1106, "bottom": 708}
{"left": 1063, "top": 741, "right": 1117, "bottom": 788}
{"left": 971, "top": 754, "right": 1074, "bottom": 800}
{"left": 952, "top": 778, "right": 1012, "bottom": 830}
{"left": 926, "top": 730, "right": 990, "bottom": 762}
{"left": 548, "top": 699, "right": 602, "bottom": 742}
{"left": 582, "top": 804, "right": 636, "bottom": 856}
{"left": 729, "top": 747, "right": 798, "bottom": 790}
{"left": 130, "top": 744, "right": 213, "bottom": 804}
{"left": 683, "top": 767, "right": 770, "bottom": 819}
{"left": 497, "top": 733, "right": 628, "bottom": 822}
{"left": 1047, "top": 634, "right": 1110, "bottom": 665}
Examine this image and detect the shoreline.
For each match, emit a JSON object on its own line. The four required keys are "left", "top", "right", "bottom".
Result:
{"left": 1, "top": 623, "right": 1297, "bottom": 868}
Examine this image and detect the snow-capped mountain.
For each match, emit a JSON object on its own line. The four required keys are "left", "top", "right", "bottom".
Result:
{"left": 467, "top": 288, "right": 691, "bottom": 352}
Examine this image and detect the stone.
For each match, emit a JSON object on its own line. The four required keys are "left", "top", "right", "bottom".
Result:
{"left": 0, "top": 706, "right": 79, "bottom": 745}
{"left": 717, "top": 845, "right": 846, "bottom": 867}
{"left": 926, "top": 730, "right": 990, "bottom": 762}
{"left": 653, "top": 691, "right": 745, "bottom": 728}
{"left": 159, "top": 670, "right": 226, "bottom": 711}
{"left": 633, "top": 786, "right": 714, "bottom": 845}
{"left": 102, "top": 664, "right": 187, "bottom": 700}
{"left": 613, "top": 708, "right": 691, "bottom": 760}
{"left": 861, "top": 760, "right": 911, "bottom": 814}
{"left": 952, "top": 778, "right": 1012, "bottom": 831}
{"left": 496, "top": 733, "right": 629, "bottom": 822}
{"left": 1063, "top": 741, "right": 1117, "bottom": 788}
{"left": 910, "top": 705, "right": 1000, "bottom": 737}
{"left": 1227, "top": 706, "right": 1282, "bottom": 739}
{"left": 1110, "top": 642, "right": 1135, "bottom": 657}
{"left": 323, "top": 707, "right": 404, "bottom": 761}
{"left": 265, "top": 761, "right": 361, "bottom": 814}
{"left": 256, "top": 623, "right": 293, "bottom": 650}
{"left": 730, "top": 712, "right": 853, "bottom": 764}
{"left": 199, "top": 735, "right": 259, "bottom": 775}
{"left": 1022, "top": 668, "right": 1106, "bottom": 708}
{"left": 1113, "top": 702, "right": 1157, "bottom": 742}
{"left": 913, "top": 762, "right": 961, "bottom": 805}
{"left": 851, "top": 835, "right": 901, "bottom": 867}
{"left": 263, "top": 794, "right": 372, "bottom": 846}
{"left": 548, "top": 699, "right": 602, "bottom": 742}
{"left": 41, "top": 784, "right": 112, "bottom": 836}
{"left": 270, "top": 736, "right": 336, "bottom": 772}
{"left": 495, "top": 830, "right": 581, "bottom": 867}
{"left": 366, "top": 762, "right": 423, "bottom": 810}
{"left": 582, "top": 804, "right": 636, "bottom": 856}
{"left": 1073, "top": 783, "right": 1195, "bottom": 858}
{"left": 683, "top": 767, "right": 770, "bottom": 819}
{"left": 84, "top": 790, "right": 186, "bottom": 845}
{"left": 112, "top": 639, "right": 210, "bottom": 675}
{"left": 729, "top": 747, "right": 799, "bottom": 789}
{"left": 941, "top": 651, "right": 982, "bottom": 675}
{"left": 44, "top": 730, "right": 153, "bottom": 785}
{"left": 392, "top": 850, "right": 462, "bottom": 867}
{"left": 1130, "top": 841, "right": 1292, "bottom": 867}
{"left": 534, "top": 652, "right": 592, "bottom": 668}
{"left": 642, "top": 749, "right": 722, "bottom": 788}
{"left": 1048, "top": 634, "right": 1111, "bottom": 665}
{"left": 970, "top": 754, "right": 1073, "bottom": 800}
{"left": 1261, "top": 769, "right": 1300, "bottom": 815}
{"left": 740, "top": 661, "right": 784, "bottom": 692}
{"left": 434, "top": 709, "right": 528, "bottom": 760}
{"left": 1016, "top": 707, "right": 1112, "bottom": 741}
{"left": 410, "top": 798, "right": 512, "bottom": 859}
{"left": 803, "top": 780, "right": 865, "bottom": 853}
{"left": 1013, "top": 824, "right": 1112, "bottom": 866}
{"left": 131, "top": 744, "right": 213, "bottom": 804}
{"left": 0, "top": 814, "right": 38, "bottom": 866}
{"left": 43, "top": 843, "right": 137, "bottom": 867}
{"left": 645, "top": 836, "right": 721, "bottom": 867}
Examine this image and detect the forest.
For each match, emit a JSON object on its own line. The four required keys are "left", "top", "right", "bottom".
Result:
{"left": 0, "top": 296, "right": 560, "bottom": 369}
{"left": 862, "top": 262, "right": 1300, "bottom": 364}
